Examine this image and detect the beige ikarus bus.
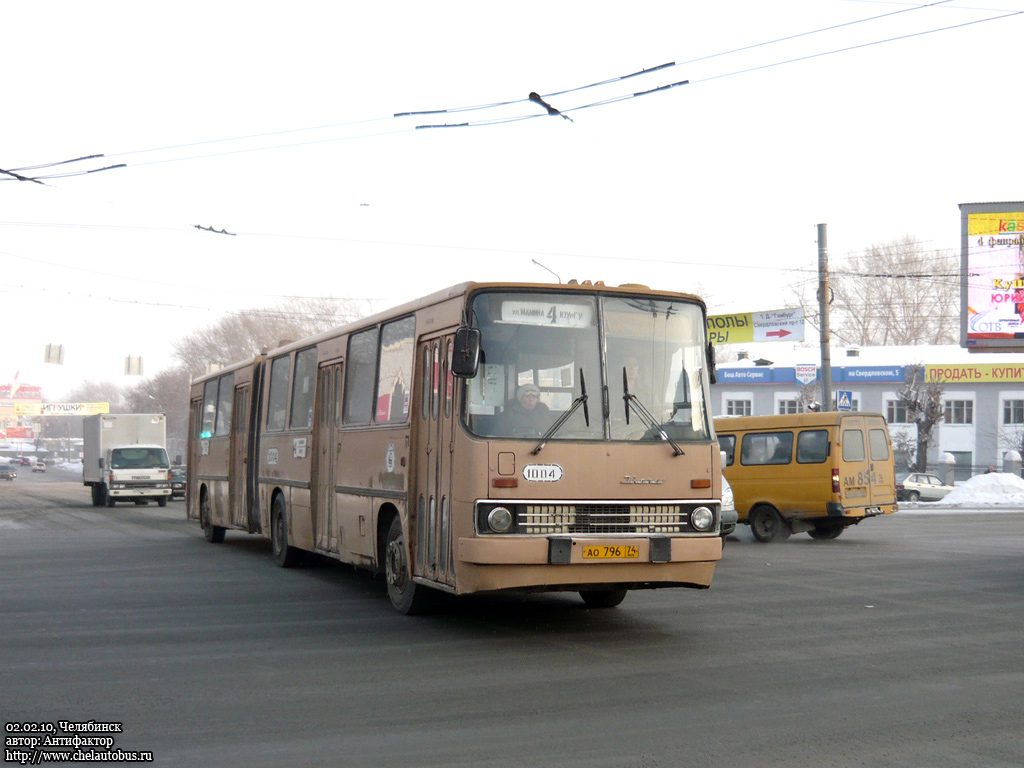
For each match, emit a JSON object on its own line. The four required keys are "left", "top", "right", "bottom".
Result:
{"left": 714, "top": 412, "right": 898, "bottom": 542}
{"left": 188, "top": 282, "right": 725, "bottom": 613}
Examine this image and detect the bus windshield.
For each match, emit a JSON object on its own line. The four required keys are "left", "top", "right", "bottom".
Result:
{"left": 464, "top": 290, "right": 712, "bottom": 443}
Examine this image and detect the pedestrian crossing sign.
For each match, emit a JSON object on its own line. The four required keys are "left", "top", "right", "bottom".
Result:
{"left": 836, "top": 390, "right": 853, "bottom": 411}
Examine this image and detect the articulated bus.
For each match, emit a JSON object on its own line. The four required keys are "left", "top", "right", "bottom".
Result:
{"left": 187, "top": 281, "right": 725, "bottom": 613}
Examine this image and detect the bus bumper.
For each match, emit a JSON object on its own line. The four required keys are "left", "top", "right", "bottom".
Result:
{"left": 455, "top": 536, "right": 721, "bottom": 594}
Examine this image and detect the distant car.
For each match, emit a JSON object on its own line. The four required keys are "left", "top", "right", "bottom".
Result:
{"left": 32, "top": 461, "right": 46, "bottom": 473}
{"left": 16, "top": 456, "right": 32, "bottom": 466}
{"left": 721, "top": 476, "right": 737, "bottom": 537}
{"left": 0, "top": 464, "right": 17, "bottom": 480}
{"left": 170, "top": 466, "right": 187, "bottom": 499}
{"left": 896, "top": 472, "right": 954, "bottom": 502}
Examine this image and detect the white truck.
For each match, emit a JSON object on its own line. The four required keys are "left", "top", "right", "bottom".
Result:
{"left": 83, "top": 413, "right": 172, "bottom": 508}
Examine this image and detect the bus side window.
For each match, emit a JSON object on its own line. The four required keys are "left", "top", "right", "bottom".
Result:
{"left": 343, "top": 327, "right": 379, "bottom": 425}
{"left": 201, "top": 378, "right": 218, "bottom": 438}
{"left": 266, "top": 356, "right": 291, "bottom": 432}
{"left": 214, "top": 372, "right": 234, "bottom": 437}
{"left": 796, "top": 429, "right": 828, "bottom": 464}
{"left": 719, "top": 435, "right": 735, "bottom": 466}
{"left": 290, "top": 347, "right": 318, "bottom": 430}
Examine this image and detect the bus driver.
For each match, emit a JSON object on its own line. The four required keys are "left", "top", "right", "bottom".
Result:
{"left": 501, "top": 383, "right": 552, "bottom": 436}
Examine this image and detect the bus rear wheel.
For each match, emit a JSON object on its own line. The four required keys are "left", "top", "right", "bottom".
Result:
{"left": 749, "top": 505, "right": 789, "bottom": 543}
{"left": 579, "top": 589, "right": 628, "bottom": 608}
{"left": 200, "top": 493, "right": 225, "bottom": 544}
{"left": 271, "top": 495, "right": 298, "bottom": 567}
{"left": 384, "top": 516, "right": 432, "bottom": 615}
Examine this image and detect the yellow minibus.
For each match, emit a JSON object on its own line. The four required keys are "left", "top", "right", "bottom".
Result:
{"left": 713, "top": 412, "right": 897, "bottom": 542}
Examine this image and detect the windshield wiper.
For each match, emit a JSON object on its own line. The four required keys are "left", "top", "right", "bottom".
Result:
{"left": 622, "top": 367, "right": 683, "bottom": 456}
{"left": 531, "top": 369, "right": 590, "bottom": 455}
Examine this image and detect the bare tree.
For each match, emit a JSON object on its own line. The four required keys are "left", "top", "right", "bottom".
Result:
{"left": 897, "top": 364, "right": 945, "bottom": 472}
{"left": 792, "top": 236, "right": 958, "bottom": 346}
{"left": 124, "top": 366, "right": 192, "bottom": 462}
{"left": 173, "top": 296, "right": 366, "bottom": 376}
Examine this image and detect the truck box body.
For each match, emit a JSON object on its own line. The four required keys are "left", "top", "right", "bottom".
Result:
{"left": 83, "top": 414, "right": 172, "bottom": 507}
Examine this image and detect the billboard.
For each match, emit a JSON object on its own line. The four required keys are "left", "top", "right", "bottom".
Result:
{"left": 707, "top": 308, "right": 805, "bottom": 345}
{"left": 961, "top": 201, "right": 1024, "bottom": 351}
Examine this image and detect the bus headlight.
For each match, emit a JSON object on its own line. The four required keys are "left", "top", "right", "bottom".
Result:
{"left": 690, "top": 506, "right": 715, "bottom": 532}
{"left": 487, "top": 506, "right": 514, "bottom": 533}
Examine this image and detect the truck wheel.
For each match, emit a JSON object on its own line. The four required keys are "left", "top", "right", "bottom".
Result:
{"left": 271, "top": 495, "right": 298, "bottom": 567}
{"left": 90, "top": 485, "right": 102, "bottom": 507}
{"left": 105, "top": 489, "right": 116, "bottom": 508}
{"left": 749, "top": 505, "right": 788, "bottom": 543}
{"left": 384, "top": 516, "right": 433, "bottom": 614}
{"left": 200, "top": 493, "right": 225, "bottom": 544}
{"left": 157, "top": 496, "right": 168, "bottom": 508}
{"left": 579, "top": 589, "right": 628, "bottom": 608}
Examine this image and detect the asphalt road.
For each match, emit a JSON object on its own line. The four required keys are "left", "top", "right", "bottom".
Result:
{"left": 2, "top": 468, "right": 1023, "bottom": 768}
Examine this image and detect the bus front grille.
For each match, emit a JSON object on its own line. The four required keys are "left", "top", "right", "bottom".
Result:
{"left": 519, "top": 503, "right": 701, "bottom": 534}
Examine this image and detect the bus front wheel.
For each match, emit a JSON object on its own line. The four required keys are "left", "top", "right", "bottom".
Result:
{"left": 579, "top": 589, "right": 628, "bottom": 608}
{"left": 271, "top": 495, "right": 298, "bottom": 566}
{"left": 749, "top": 506, "right": 789, "bottom": 543}
{"left": 384, "top": 516, "right": 432, "bottom": 615}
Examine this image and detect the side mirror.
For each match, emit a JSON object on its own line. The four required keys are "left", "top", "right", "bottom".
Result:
{"left": 451, "top": 327, "right": 482, "bottom": 378}
{"left": 706, "top": 342, "right": 717, "bottom": 385}
{"left": 98, "top": 458, "right": 105, "bottom": 469}
{"left": 721, "top": 450, "right": 727, "bottom": 472}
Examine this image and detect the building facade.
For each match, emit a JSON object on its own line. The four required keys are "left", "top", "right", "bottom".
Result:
{"left": 712, "top": 345, "right": 1024, "bottom": 479}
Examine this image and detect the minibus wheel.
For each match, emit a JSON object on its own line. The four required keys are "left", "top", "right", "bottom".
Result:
{"left": 749, "top": 505, "right": 789, "bottom": 543}
{"left": 579, "top": 589, "right": 628, "bottom": 608}
{"left": 808, "top": 523, "right": 844, "bottom": 540}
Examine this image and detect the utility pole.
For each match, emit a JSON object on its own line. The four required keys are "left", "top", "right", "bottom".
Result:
{"left": 817, "top": 223, "right": 833, "bottom": 411}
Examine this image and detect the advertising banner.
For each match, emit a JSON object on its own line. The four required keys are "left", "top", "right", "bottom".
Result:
{"left": 962, "top": 203, "right": 1024, "bottom": 350}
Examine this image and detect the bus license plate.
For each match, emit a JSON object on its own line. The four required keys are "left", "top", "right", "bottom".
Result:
{"left": 582, "top": 545, "right": 640, "bottom": 560}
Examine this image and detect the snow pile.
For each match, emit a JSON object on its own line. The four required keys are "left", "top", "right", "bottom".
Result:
{"left": 933, "top": 473, "right": 1024, "bottom": 508}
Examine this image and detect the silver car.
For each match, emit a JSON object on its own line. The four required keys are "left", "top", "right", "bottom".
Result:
{"left": 721, "top": 476, "right": 738, "bottom": 537}
{"left": 896, "top": 472, "right": 954, "bottom": 502}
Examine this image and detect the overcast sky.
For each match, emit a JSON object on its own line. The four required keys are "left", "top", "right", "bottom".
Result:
{"left": 3, "top": 0, "right": 1023, "bottom": 400}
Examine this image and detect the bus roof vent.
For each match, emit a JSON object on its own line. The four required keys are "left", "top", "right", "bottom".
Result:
{"left": 618, "top": 283, "right": 650, "bottom": 290}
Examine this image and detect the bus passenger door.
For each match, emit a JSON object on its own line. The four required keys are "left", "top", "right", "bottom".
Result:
{"left": 312, "top": 363, "right": 341, "bottom": 553}
{"left": 413, "top": 337, "right": 456, "bottom": 588}
{"left": 229, "top": 384, "right": 250, "bottom": 529}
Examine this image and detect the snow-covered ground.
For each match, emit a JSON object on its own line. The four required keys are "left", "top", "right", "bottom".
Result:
{"left": 899, "top": 472, "right": 1024, "bottom": 513}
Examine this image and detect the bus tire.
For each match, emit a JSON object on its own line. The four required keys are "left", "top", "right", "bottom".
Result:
{"left": 200, "top": 492, "right": 225, "bottom": 544}
{"left": 749, "top": 505, "right": 788, "bottom": 543}
{"left": 579, "top": 589, "right": 628, "bottom": 608}
{"left": 271, "top": 494, "right": 298, "bottom": 567}
{"left": 808, "top": 523, "right": 844, "bottom": 540}
{"left": 384, "top": 516, "right": 432, "bottom": 615}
